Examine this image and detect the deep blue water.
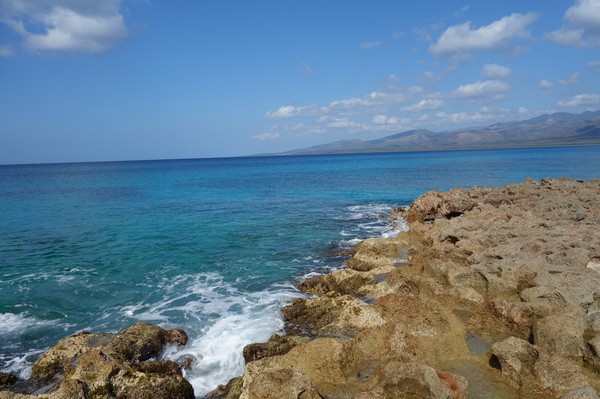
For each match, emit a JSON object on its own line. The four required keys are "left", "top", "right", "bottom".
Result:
{"left": 1, "top": 146, "right": 599, "bottom": 395}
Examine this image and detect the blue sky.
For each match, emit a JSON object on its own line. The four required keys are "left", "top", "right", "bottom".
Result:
{"left": 1, "top": 0, "right": 600, "bottom": 164}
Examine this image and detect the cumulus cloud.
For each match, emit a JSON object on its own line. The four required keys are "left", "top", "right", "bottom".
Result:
{"left": 538, "top": 80, "right": 554, "bottom": 89}
{"left": 481, "top": 63, "right": 512, "bottom": 79}
{"left": 326, "top": 117, "right": 365, "bottom": 129}
{"left": 0, "top": 0, "right": 127, "bottom": 54}
{"left": 372, "top": 114, "right": 399, "bottom": 125}
{"left": 546, "top": 0, "right": 600, "bottom": 47}
{"left": 435, "top": 111, "right": 492, "bottom": 124}
{"left": 430, "top": 12, "right": 537, "bottom": 56}
{"left": 404, "top": 99, "right": 444, "bottom": 111}
{"left": 453, "top": 80, "right": 510, "bottom": 99}
{"left": 545, "top": 28, "right": 586, "bottom": 46}
{"left": 565, "top": 0, "right": 600, "bottom": 34}
{"left": 328, "top": 91, "right": 408, "bottom": 112}
{"left": 557, "top": 93, "right": 600, "bottom": 106}
{"left": 265, "top": 89, "right": 412, "bottom": 121}
{"left": 266, "top": 105, "right": 321, "bottom": 119}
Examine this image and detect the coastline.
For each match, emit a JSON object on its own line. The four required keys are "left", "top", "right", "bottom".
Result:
{"left": 2, "top": 177, "right": 600, "bottom": 398}
{"left": 210, "top": 177, "right": 600, "bottom": 398}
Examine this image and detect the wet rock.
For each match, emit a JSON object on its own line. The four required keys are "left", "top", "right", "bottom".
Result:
{"left": 0, "top": 373, "right": 17, "bottom": 390}
{"left": 166, "top": 328, "right": 189, "bottom": 346}
{"left": 177, "top": 355, "right": 196, "bottom": 370}
{"left": 2, "top": 322, "right": 194, "bottom": 399}
{"left": 242, "top": 334, "right": 309, "bottom": 363}
{"left": 205, "top": 377, "right": 242, "bottom": 399}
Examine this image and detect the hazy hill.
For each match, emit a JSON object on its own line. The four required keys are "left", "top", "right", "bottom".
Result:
{"left": 277, "top": 110, "right": 600, "bottom": 155}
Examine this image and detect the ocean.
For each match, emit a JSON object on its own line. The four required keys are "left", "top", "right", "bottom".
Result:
{"left": 1, "top": 146, "right": 599, "bottom": 396}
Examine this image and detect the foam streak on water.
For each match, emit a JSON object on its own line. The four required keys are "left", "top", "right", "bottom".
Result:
{"left": 120, "top": 273, "right": 303, "bottom": 396}
{"left": 0, "top": 203, "right": 405, "bottom": 397}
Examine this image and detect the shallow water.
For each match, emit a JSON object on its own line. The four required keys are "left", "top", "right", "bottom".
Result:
{"left": 1, "top": 146, "right": 599, "bottom": 395}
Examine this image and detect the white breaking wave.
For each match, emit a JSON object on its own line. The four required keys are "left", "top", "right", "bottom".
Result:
{"left": 0, "top": 312, "right": 57, "bottom": 336}
{"left": 121, "top": 273, "right": 302, "bottom": 397}
{"left": 0, "top": 313, "right": 61, "bottom": 379}
{"left": 339, "top": 203, "right": 408, "bottom": 243}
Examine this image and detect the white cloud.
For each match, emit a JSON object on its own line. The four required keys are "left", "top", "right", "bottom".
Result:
{"left": 299, "top": 90, "right": 411, "bottom": 118}
{"left": 372, "top": 114, "right": 399, "bottom": 125}
{"left": 265, "top": 105, "right": 321, "bottom": 119}
{"left": 359, "top": 41, "right": 382, "bottom": 49}
{"left": 326, "top": 118, "right": 364, "bottom": 129}
{"left": 430, "top": 13, "right": 537, "bottom": 56}
{"left": 518, "top": 106, "right": 529, "bottom": 114}
{"left": 252, "top": 131, "right": 281, "bottom": 140}
{"left": 565, "top": 0, "right": 600, "bottom": 34}
{"left": 328, "top": 91, "right": 408, "bottom": 112}
{"left": 24, "top": 7, "right": 126, "bottom": 53}
{"left": 481, "top": 63, "right": 512, "bottom": 79}
{"left": 1, "top": 0, "right": 127, "bottom": 54}
{"left": 404, "top": 99, "right": 444, "bottom": 111}
{"left": 453, "top": 80, "right": 510, "bottom": 99}
{"left": 435, "top": 110, "right": 502, "bottom": 124}
{"left": 557, "top": 93, "right": 600, "bottom": 107}
{"left": 559, "top": 72, "right": 581, "bottom": 85}
{"left": 545, "top": 28, "right": 585, "bottom": 46}
{"left": 547, "top": 0, "right": 600, "bottom": 47}
{"left": 0, "top": 44, "right": 13, "bottom": 57}
{"left": 538, "top": 80, "right": 554, "bottom": 89}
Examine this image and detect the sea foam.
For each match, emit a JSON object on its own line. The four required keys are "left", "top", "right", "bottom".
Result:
{"left": 122, "top": 273, "right": 302, "bottom": 396}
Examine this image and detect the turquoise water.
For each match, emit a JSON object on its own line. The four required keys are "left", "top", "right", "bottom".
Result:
{"left": 1, "top": 146, "right": 599, "bottom": 395}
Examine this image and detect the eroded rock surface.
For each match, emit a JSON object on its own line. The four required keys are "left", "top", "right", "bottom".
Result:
{"left": 211, "top": 178, "right": 600, "bottom": 399}
{"left": 0, "top": 323, "right": 193, "bottom": 399}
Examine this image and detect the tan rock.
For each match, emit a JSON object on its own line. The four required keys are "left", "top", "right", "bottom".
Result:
{"left": 2, "top": 323, "right": 193, "bottom": 399}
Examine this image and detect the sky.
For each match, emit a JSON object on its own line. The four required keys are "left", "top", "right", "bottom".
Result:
{"left": 1, "top": 0, "right": 600, "bottom": 164}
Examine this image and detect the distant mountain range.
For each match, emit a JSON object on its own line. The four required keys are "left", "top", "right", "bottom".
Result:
{"left": 275, "top": 110, "right": 600, "bottom": 156}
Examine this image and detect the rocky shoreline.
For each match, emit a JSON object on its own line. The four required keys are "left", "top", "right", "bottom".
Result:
{"left": 209, "top": 177, "right": 600, "bottom": 398}
{"left": 2, "top": 177, "right": 599, "bottom": 398}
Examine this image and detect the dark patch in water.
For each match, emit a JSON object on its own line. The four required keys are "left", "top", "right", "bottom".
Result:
{"left": 361, "top": 296, "right": 376, "bottom": 305}
{"left": 466, "top": 331, "right": 490, "bottom": 354}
